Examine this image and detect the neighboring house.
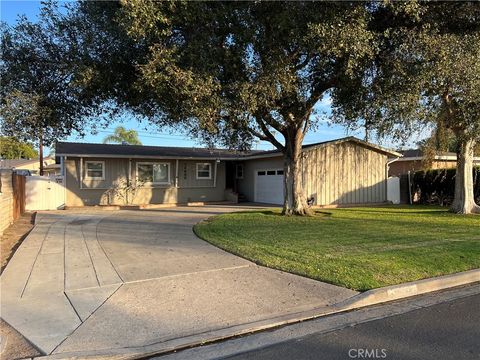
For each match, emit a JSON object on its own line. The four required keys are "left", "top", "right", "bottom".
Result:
{"left": 0, "top": 157, "right": 57, "bottom": 175}
{"left": 388, "top": 149, "right": 480, "bottom": 177}
{"left": 56, "top": 137, "right": 401, "bottom": 207}
{"left": 43, "top": 163, "right": 62, "bottom": 176}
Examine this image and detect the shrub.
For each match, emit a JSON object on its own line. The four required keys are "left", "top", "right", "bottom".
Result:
{"left": 412, "top": 167, "right": 480, "bottom": 206}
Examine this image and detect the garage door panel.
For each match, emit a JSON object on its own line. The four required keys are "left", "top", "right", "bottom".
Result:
{"left": 255, "top": 170, "right": 284, "bottom": 205}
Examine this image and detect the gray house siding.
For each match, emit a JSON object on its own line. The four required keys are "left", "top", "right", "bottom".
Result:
{"left": 62, "top": 138, "right": 391, "bottom": 207}
{"left": 65, "top": 157, "right": 226, "bottom": 206}
{"left": 237, "top": 156, "right": 284, "bottom": 202}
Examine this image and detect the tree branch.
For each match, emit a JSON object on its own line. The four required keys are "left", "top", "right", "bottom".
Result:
{"left": 302, "top": 114, "right": 311, "bottom": 135}
{"left": 263, "top": 111, "right": 286, "bottom": 133}
{"left": 305, "top": 77, "right": 336, "bottom": 111}
{"left": 247, "top": 126, "right": 268, "bottom": 141}
{"left": 253, "top": 114, "right": 285, "bottom": 151}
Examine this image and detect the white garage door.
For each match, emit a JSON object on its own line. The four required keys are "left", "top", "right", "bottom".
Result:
{"left": 254, "top": 169, "right": 284, "bottom": 205}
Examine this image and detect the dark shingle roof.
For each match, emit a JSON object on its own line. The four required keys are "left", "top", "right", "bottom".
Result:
{"left": 398, "top": 149, "right": 457, "bottom": 158}
{"left": 56, "top": 137, "right": 401, "bottom": 159}
{"left": 56, "top": 142, "right": 260, "bottom": 159}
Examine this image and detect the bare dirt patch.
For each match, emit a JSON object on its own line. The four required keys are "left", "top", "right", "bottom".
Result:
{"left": 1, "top": 212, "right": 35, "bottom": 274}
{"left": 0, "top": 319, "right": 42, "bottom": 360}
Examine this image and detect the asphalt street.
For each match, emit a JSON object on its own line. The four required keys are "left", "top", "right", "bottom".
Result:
{"left": 224, "top": 293, "right": 480, "bottom": 360}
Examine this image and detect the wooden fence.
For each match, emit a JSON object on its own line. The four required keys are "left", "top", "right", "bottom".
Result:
{"left": 0, "top": 170, "right": 26, "bottom": 235}
{"left": 12, "top": 174, "right": 26, "bottom": 221}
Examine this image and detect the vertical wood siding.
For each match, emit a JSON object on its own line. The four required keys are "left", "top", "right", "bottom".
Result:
{"left": 302, "top": 142, "right": 387, "bottom": 205}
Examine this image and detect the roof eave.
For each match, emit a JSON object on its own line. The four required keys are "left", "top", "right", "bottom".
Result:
{"left": 310, "top": 137, "right": 403, "bottom": 157}
{"left": 56, "top": 153, "right": 245, "bottom": 161}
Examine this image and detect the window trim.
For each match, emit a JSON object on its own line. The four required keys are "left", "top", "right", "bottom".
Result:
{"left": 136, "top": 161, "right": 171, "bottom": 185}
{"left": 196, "top": 162, "right": 212, "bottom": 180}
{"left": 235, "top": 164, "right": 244, "bottom": 179}
{"left": 85, "top": 160, "right": 105, "bottom": 180}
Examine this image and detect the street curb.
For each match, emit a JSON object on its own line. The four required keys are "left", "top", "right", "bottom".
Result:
{"left": 33, "top": 268, "right": 479, "bottom": 360}
{"left": 333, "top": 268, "right": 480, "bottom": 311}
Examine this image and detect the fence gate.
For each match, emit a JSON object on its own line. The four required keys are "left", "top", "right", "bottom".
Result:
{"left": 25, "top": 176, "right": 65, "bottom": 211}
{"left": 12, "top": 174, "right": 26, "bottom": 220}
{"left": 387, "top": 176, "right": 401, "bottom": 205}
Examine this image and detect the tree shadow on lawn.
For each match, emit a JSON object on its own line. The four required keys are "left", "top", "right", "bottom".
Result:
{"left": 221, "top": 209, "right": 333, "bottom": 218}
{"left": 336, "top": 207, "right": 451, "bottom": 216}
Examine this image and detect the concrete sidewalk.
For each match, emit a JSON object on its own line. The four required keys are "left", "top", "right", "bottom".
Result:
{"left": 0, "top": 206, "right": 357, "bottom": 358}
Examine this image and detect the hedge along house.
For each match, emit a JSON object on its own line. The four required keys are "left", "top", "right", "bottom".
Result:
{"left": 56, "top": 137, "right": 401, "bottom": 207}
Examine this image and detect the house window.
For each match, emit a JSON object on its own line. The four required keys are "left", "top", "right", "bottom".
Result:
{"left": 196, "top": 163, "right": 212, "bottom": 179}
{"left": 85, "top": 161, "right": 105, "bottom": 180}
{"left": 136, "top": 162, "right": 170, "bottom": 184}
{"left": 267, "top": 170, "right": 276, "bottom": 175}
{"left": 235, "top": 164, "right": 244, "bottom": 179}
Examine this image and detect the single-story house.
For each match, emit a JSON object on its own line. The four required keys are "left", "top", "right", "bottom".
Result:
{"left": 0, "top": 157, "right": 57, "bottom": 175}
{"left": 55, "top": 137, "right": 401, "bottom": 207}
{"left": 388, "top": 149, "right": 480, "bottom": 177}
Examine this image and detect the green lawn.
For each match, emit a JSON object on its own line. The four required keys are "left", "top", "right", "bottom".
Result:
{"left": 194, "top": 206, "right": 480, "bottom": 291}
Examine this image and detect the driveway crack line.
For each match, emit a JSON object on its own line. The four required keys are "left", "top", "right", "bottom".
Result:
{"left": 63, "top": 291, "right": 82, "bottom": 323}
{"left": 51, "top": 283, "right": 124, "bottom": 355}
{"left": 94, "top": 216, "right": 124, "bottom": 283}
{"left": 120, "top": 264, "right": 253, "bottom": 286}
{"left": 63, "top": 219, "right": 67, "bottom": 293}
{"left": 20, "top": 220, "right": 56, "bottom": 299}
{"left": 63, "top": 216, "right": 81, "bottom": 293}
{"left": 81, "top": 222, "right": 101, "bottom": 287}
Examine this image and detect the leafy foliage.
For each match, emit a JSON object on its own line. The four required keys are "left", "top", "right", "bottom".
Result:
{"left": 103, "top": 126, "right": 142, "bottom": 145}
{"left": 102, "top": 177, "right": 145, "bottom": 205}
{"left": 70, "top": 1, "right": 378, "bottom": 214}
{"left": 412, "top": 167, "right": 480, "bottom": 206}
{"left": 331, "top": 1, "right": 480, "bottom": 213}
{"left": 0, "top": 136, "right": 38, "bottom": 159}
{"left": 105, "top": 2, "right": 376, "bottom": 148}
{"left": 418, "top": 128, "right": 480, "bottom": 159}
{"left": 0, "top": 2, "right": 106, "bottom": 146}
{"left": 332, "top": 2, "right": 480, "bottom": 144}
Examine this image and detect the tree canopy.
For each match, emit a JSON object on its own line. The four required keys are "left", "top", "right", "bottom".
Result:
{"left": 0, "top": 2, "right": 114, "bottom": 175}
{"left": 103, "top": 126, "right": 142, "bottom": 145}
{"left": 0, "top": 3, "right": 102, "bottom": 147}
{"left": 332, "top": 1, "right": 480, "bottom": 213}
{"left": 0, "top": 136, "right": 38, "bottom": 159}
{"left": 72, "top": 0, "right": 377, "bottom": 215}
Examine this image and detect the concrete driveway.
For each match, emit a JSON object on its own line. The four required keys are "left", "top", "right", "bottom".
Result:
{"left": 0, "top": 205, "right": 357, "bottom": 358}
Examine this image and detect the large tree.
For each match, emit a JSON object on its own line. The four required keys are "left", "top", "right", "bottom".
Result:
{"left": 0, "top": 2, "right": 103, "bottom": 175}
{"left": 332, "top": 1, "right": 480, "bottom": 214}
{"left": 72, "top": 1, "right": 376, "bottom": 215}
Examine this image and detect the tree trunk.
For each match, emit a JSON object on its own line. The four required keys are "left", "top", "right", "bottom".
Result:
{"left": 39, "top": 135, "right": 44, "bottom": 176}
{"left": 282, "top": 129, "right": 312, "bottom": 216}
{"left": 450, "top": 137, "right": 480, "bottom": 214}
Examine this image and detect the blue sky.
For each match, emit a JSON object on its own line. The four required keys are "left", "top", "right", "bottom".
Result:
{"left": 1, "top": 0, "right": 426, "bottom": 152}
